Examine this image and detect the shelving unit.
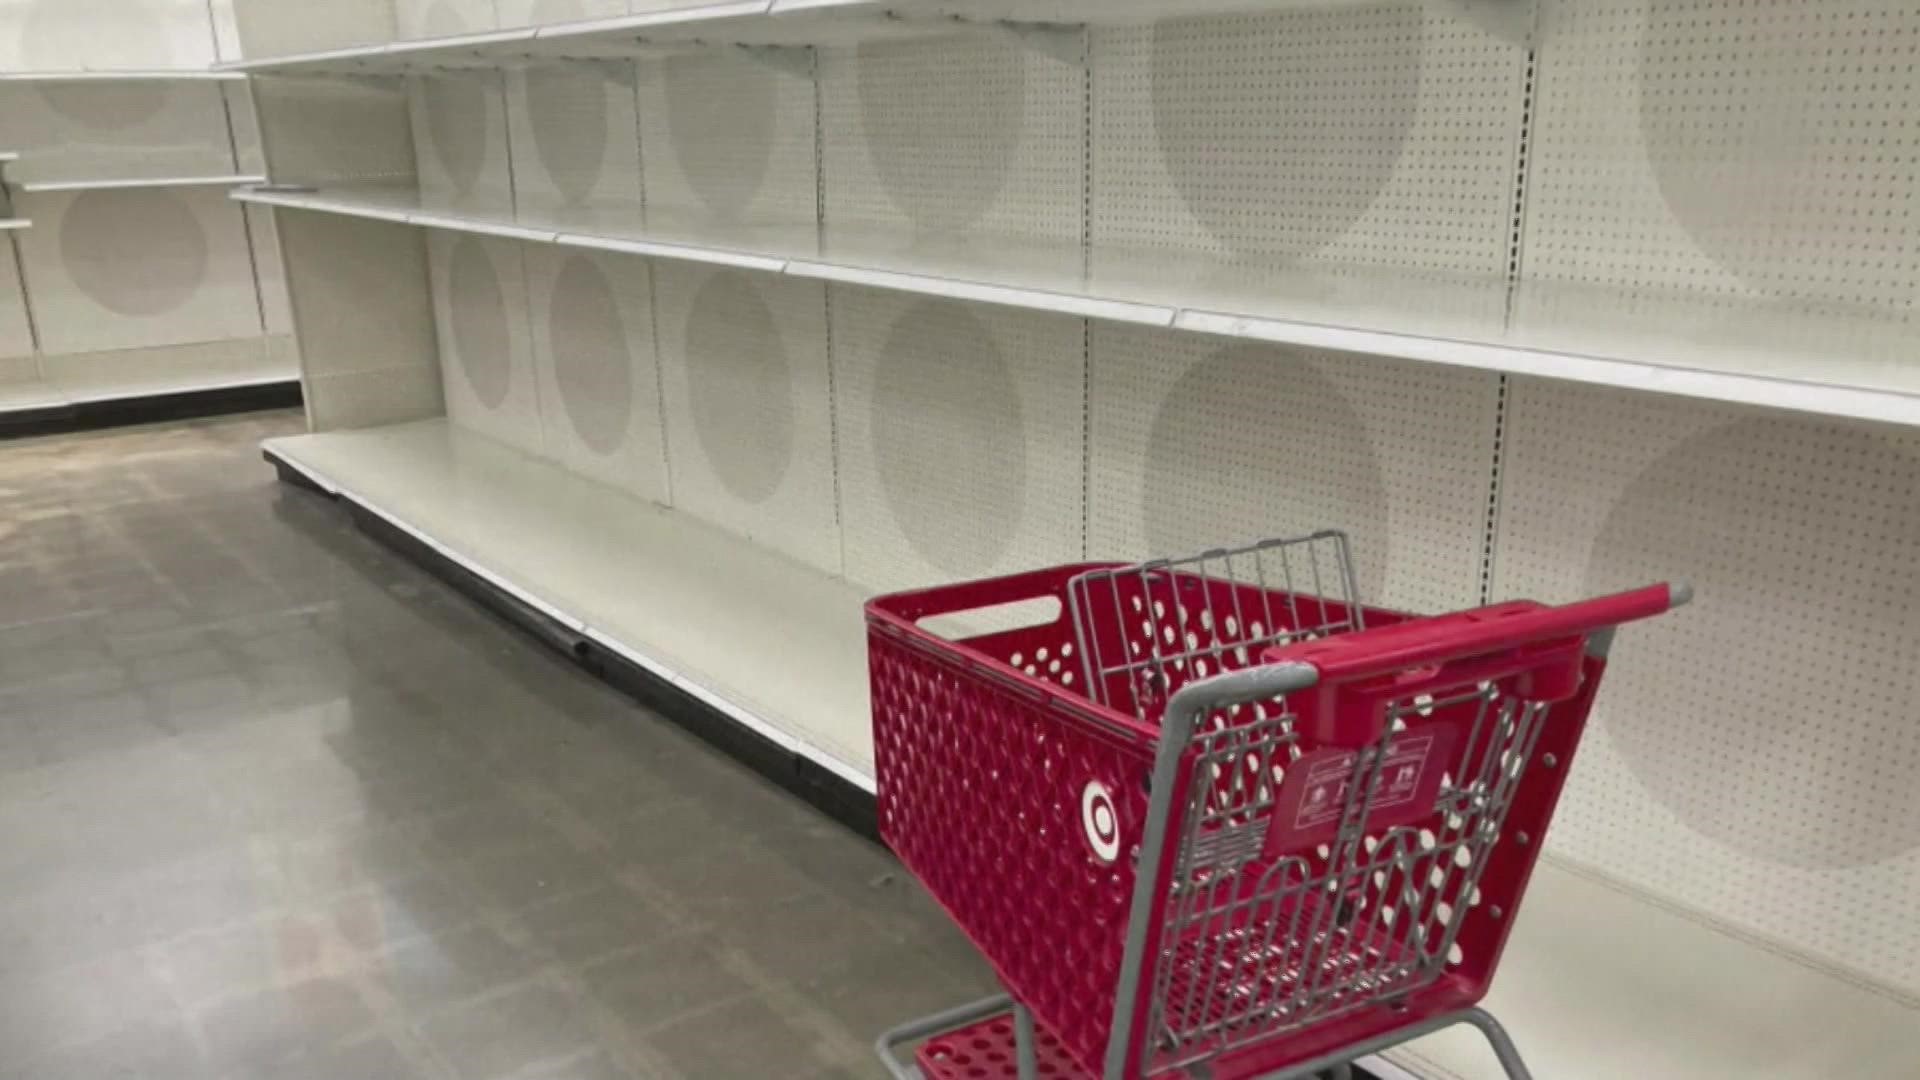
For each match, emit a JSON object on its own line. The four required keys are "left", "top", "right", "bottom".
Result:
{"left": 0, "top": 5, "right": 297, "bottom": 428}
{"left": 219, "top": 0, "right": 1319, "bottom": 73}
{"left": 236, "top": 185, "right": 1920, "bottom": 425}
{"left": 233, "top": 1, "right": 1920, "bottom": 1078}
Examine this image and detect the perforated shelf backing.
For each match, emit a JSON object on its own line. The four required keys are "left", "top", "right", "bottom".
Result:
{"left": 636, "top": 47, "right": 819, "bottom": 230}
{"left": 1086, "top": 323, "right": 1497, "bottom": 617}
{"left": 393, "top": 0, "right": 497, "bottom": 41}
{"left": 524, "top": 244, "right": 669, "bottom": 504}
{"left": 1516, "top": 0, "right": 1920, "bottom": 392}
{"left": 819, "top": 31, "right": 1085, "bottom": 242}
{"left": 0, "top": 0, "right": 223, "bottom": 71}
{"left": 495, "top": 0, "right": 627, "bottom": 28}
{"left": 0, "top": 81, "right": 236, "bottom": 185}
{"left": 251, "top": 75, "right": 419, "bottom": 190}
{"left": 829, "top": 286, "right": 1086, "bottom": 595}
{"left": 428, "top": 229, "right": 546, "bottom": 457}
{"left": 1089, "top": 1, "right": 1527, "bottom": 276}
{"left": 652, "top": 262, "right": 840, "bottom": 576}
{"left": 12, "top": 186, "right": 263, "bottom": 356}
{"left": 410, "top": 69, "right": 515, "bottom": 217}
{"left": 0, "top": 235, "right": 32, "bottom": 360}
{"left": 1493, "top": 377, "right": 1920, "bottom": 997}
{"left": 506, "top": 63, "right": 644, "bottom": 230}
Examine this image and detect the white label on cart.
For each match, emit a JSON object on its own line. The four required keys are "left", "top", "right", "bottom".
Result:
{"left": 1266, "top": 729, "right": 1456, "bottom": 857}
{"left": 1082, "top": 780, "right": 1122, "bottom": 864}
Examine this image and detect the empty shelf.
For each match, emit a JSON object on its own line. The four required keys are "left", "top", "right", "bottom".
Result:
{"left": 221, "top": 0, "right": 1374, "bottom": 73}
{"left": 0, "top": 69, "right": 244, "bottom": 82}
{"left": 0, "top": 219, "right": 29, "bottom": 231}
{"left": 18, "top": 175, "right": 267, "bottom": 194}
{"left": 0, "top": 340, "right": 297, "bottom": 418}
{"left": 236, "top": 186, "right": 1920, "bottom": 427}
{"left": 263, "top": 419, "right": 877, "bottom": 786}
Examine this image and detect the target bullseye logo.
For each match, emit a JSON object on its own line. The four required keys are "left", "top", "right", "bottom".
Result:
{"left": 1082, "top": 780, "right": 1121, "bottom": 864}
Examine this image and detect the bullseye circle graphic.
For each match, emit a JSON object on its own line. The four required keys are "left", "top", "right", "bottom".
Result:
{"left": 1082, "top": 780, "right": 1121, "bottom": 864}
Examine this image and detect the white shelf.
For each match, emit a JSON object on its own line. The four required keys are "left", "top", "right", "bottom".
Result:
{"left": 0, "top": 219, "right": 29, "bottom": 231}
{"left": 218, "top": 0, "right": 1319, "bottom": 73}
{"left": 263, "top": 419, "right": 878, "bottom": 787}
{"left": 234, "top": 185, "right": 1920, "bottom": 427}
{"left": 264, "top": 416, "right": 1920, "bottom": 1080}
{"left": 17, "top": 175, "right": 267, "bottom": 194}
{"left": 0, "top": 346, "right": 296, "bottom": 417}
{"left": 0, "top": 152, "right": 18, "bottom": 163}
{"left": 0, "top": 69, "right": 244, "bottom": 82}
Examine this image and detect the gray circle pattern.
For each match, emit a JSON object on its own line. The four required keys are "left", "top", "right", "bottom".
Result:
{"left": 424, "top": 76, "right": 489, "bottom": 195}
{"left": 549, "top": 256, "right": 631, "bottom": 455}
{"left": 60, "top": 190, "right": 207, "bottom": 317}
{"left": 855, "top": 38, "right": 1023, "bottom": 232}
{"left": 526, "top": 68, "right": 609, "bottom": 206}
{"left": 1151, "top": 6, "right": 1421, "bottom": 259}
{"left": 664, "top": 55, "right": 774, "bottom": 219}
{"left": 1638, "top": 0, "right": 1849, "bottom": 294}
{"left": 1588, "top": 419, "right": 1920, "bottom": 869}
{"left": 683, "top": 272, "right": 793, "bottom": 503}
{"left": 873, "top": 301, "right": 1025, "bottom": 576}
{"left": 1143, "top": 344, "right": 1387, "bottom": 591}
{"left": 449, "top": 238, "right": 512, "bottom": 409}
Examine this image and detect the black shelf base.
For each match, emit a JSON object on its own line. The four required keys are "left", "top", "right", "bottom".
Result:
{"left": 1, "top": 380, "right": 303, "bottom": 440}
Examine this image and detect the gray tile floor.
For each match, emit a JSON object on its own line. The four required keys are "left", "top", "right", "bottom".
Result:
{"left": 0, "top": 411, "right": 995, "bottom": 1079}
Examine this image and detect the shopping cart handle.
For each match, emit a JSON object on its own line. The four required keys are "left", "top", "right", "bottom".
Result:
{"left": 1268, "top": 582, "right": 1689, "bottom": 686}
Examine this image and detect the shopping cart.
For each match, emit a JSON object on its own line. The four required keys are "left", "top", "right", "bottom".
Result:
{"left": 867, "top": 531, "right": 1687, "bottom": 1080}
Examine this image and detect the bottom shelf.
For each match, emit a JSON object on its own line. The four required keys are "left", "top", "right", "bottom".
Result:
{"left": 262, "top": 418, "right": 877, "bottom": 787}
{"left": 267, "top": 418, "right": 1920, "bottom": 1080}
{"left": 0, "top": 336, "right": 301, "bottom": 429}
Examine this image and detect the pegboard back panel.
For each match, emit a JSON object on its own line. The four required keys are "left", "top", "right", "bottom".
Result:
{"left": 427, "top": 229, "right": 545, "bottom": 456}
{"left": 231, "top": 0, "right": 397, "bottom": 60}
{"left": 1089, "top": 1, "right": 1528, "bottom": 276}
{"left": 394, "top": 0, "right": 499, "bottom": 40}
{"left": 0, "top": 0, "right": 221, "bottom": 70}
{"left": 1520, "top": 1, "right": 1920, "bottom": 335}
{"left": 0, "top": 83, "right": 235, "bottom": 184}
{"left": 1492, "top": 378, "right": 1920, "bottom": 997}
{"left": 636, "top": 49, "right": 818, "bottom": 234}
{"left": 653, "top": 263, "right": 840, "bottom": 574}
{"left": 0, "top": 238, "right": 32, "bottom": 360}
{"left": 495, "top": 0, "right": 626, "bottom": 29}
{"left": 410, "top": 70, "right": 515, "bottom": 216}
{"left": 1086, "top": 323, "right": 1497, "bottom": 616}
{"left": 255, "top": 75, "right": 418, "bottom": 189}
{"left": 524, "top": 244, "right": 669, "bottom": 503}
{"left": 13, "top": 187, "right": 263, "bottom": 356}
{"left": 506, "top": 64, "right": 644, "bottom": 231}
{"left": 830, "top": 286, "right": 1085, "bottom": 595}
{"left": 278, "top": 207, "right": 441, "bottom": 433}
{"left": 819, "top": 31, "right": 1085, "bottom": 242}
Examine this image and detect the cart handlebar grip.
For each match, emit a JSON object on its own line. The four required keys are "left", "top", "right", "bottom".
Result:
{"left": 1270, "top": 581, "right": 1688, "bottom": 687}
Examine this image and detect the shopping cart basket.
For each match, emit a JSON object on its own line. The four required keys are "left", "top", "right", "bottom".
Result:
{"left": 867, "top": 531, "right": 1687, "bottom": 1080}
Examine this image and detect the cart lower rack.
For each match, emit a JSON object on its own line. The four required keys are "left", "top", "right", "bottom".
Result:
{"left": 866, "top": 532, "right": 1687, "bottom": 1080}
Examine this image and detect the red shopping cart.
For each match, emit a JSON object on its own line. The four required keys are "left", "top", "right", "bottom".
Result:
{"left": 868, "top": 532, "right": 1687, "bottom": 1080}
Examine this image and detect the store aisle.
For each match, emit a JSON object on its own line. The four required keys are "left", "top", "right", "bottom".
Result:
{"left": 0, "top": 411, "right": 993, "bottom": 1079}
